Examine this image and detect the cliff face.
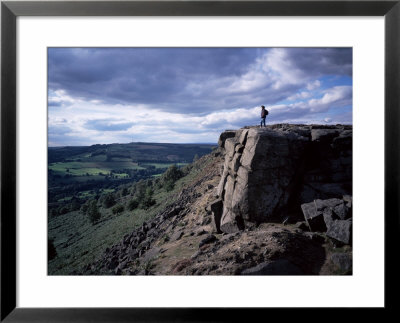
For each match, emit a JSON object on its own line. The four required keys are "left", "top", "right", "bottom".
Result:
{"left": 81, "top": 124, "right": 353, "bottom": 276}
{"left": 214, "top": 124, "right": 352, "bottom": 233}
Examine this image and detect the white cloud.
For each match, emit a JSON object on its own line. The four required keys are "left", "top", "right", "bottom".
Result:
{"left": 308, "top": 86, "right": 352, "bottom": 112}
{"left": 48, "top": 48, "right": 353, "bottom": 145}
{"left": 287, "top": 91, "right": 312, "bottom": 101}
{"left": 48, "top": 82, "right": 352, "bottom": 146}
{"left": 307, "top": 80, "right": 321, "bottom": 91}
{"left": 263, "top": 49, "right": 305, "bottom": 86}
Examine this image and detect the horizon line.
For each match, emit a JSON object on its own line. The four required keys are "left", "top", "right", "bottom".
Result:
{"left": 48, "top": 141, "right": 218, "bottom": 148}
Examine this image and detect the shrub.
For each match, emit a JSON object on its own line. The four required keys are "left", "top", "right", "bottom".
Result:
{"left": 134, "top": 181, "right": 147, "bottom": 201}
{"left": 164, "top": 179, "right": 175, "bottom": 192}
{"left": 121, "top": 187, "right": 129, "bottom": 197}
{"left": 140, "top": 187, "right": 156, "bottom": 209}
{"left": 80, "top": 201, "right": 89, "bottom": 214}
{"left": 161, "top": 164, "right": 183, "bottom": 191}
{"left": 102, "top": 193, "right": 116, "bottom": 208}
{"left": 163, "top": 164, "right": 183, "bottom": 182}
{"left": 128, "top": 199, "right": 139, "bottom": 211}
{"left": 87, "top": 200, "right": 101, "bottom": 224}
{"left": 141, "top": 197, "right": 156, "bottom": 209}
{"left": 112, "top": 204, "right": 124, "bottom": 215}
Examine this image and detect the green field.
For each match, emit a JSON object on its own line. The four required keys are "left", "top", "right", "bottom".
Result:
{"left": 49, "top": 161, "right": 145, "bottom": 176}
{"left": 141, "top": 162, "right": 188, "bottom": 169}
{"left": 49, "top": 160, "right": 189, "bottom": 182}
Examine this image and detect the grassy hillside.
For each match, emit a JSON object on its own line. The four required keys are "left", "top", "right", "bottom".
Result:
{"left": 48, "top": 155, "right": 214, "bottom": 275}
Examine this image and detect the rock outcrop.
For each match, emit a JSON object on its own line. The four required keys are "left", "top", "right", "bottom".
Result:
{"left": 79, "top": 124, "right": 352, "bottom": 276}
{"left": 213, "top": 124, "right": 352, "bottom": 233}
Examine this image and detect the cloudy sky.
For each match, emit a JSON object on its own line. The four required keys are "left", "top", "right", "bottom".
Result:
{"left": 48, "top": 47, "right": 352, "bottom": 146}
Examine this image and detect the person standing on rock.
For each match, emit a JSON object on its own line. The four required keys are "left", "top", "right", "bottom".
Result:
{"left": 260, "top": 105, "right": 268, "bottom": 127}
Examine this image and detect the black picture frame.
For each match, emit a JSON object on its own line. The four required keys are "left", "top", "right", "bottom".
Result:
{"left": 1, "top": 0, "right": 399, "bottom": 321}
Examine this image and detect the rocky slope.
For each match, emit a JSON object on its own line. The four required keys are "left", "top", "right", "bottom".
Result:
{"left": 80, "top": 124, "right": 352, "bottom": 275}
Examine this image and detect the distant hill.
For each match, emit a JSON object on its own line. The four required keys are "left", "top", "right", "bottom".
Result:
{"left": 48, "top": 142, "right": 216, "bottom": 164}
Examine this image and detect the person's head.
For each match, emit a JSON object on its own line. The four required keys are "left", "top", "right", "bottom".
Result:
{"left": 261, "top": 105, "right": 265, "bottom": 110}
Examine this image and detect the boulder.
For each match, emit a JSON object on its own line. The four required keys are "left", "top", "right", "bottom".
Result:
{"left": 301, "top": 196, "right": 352, "bottom": 242}
{"left": 218, "top": 130, "right": 236, "bottom": 148}
{"left": 301, "top": 201, "right": 326, "bottom": 232}
{"left": 170, "top": 230, "right": 184, "bottom": 242}
{"left": 326, "top": 218, "right": 352, "bottom": 244}
{"left": 315, "top": 198, "right": 351, "bottom": 220}
{"left": 217, "top": 128, "right": 309, "bottom": 232}
{"left": 199, "top": 235, "right": 217, "bottom": 248}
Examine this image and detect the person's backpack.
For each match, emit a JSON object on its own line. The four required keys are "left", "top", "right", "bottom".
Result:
{"left": 265, "top": 109, "right": 269, "bottom": 116}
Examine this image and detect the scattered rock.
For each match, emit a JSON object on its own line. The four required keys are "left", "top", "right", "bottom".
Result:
{"left": 199, "top": 235, "right": 217, "bottom": 248}
{"left": 315, "top": 198, "right": 350, "bottom": 220}
{"left": 331, "top": 252, "right": 352, "bottom": 273}
{"left": 196, "top": 229, "right": 208, "bottom": 236}
{"left": 326, "top": 219, "right": 352, "bottom": 245}
{"left": 171, "top": 259, "right": 192, "bottom": 274}
{"left": 191, "top": 250, "right": 202, "bottom": 259}
{"left": 170, "top": 230, "right": 184, "bottom": 242}
{"left": 301, "top": 201, "right": 326, "bottom": 232}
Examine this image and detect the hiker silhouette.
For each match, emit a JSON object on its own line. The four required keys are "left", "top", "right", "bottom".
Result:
{"left": 260, "top": 105, "right": 268, "bottom": 127}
